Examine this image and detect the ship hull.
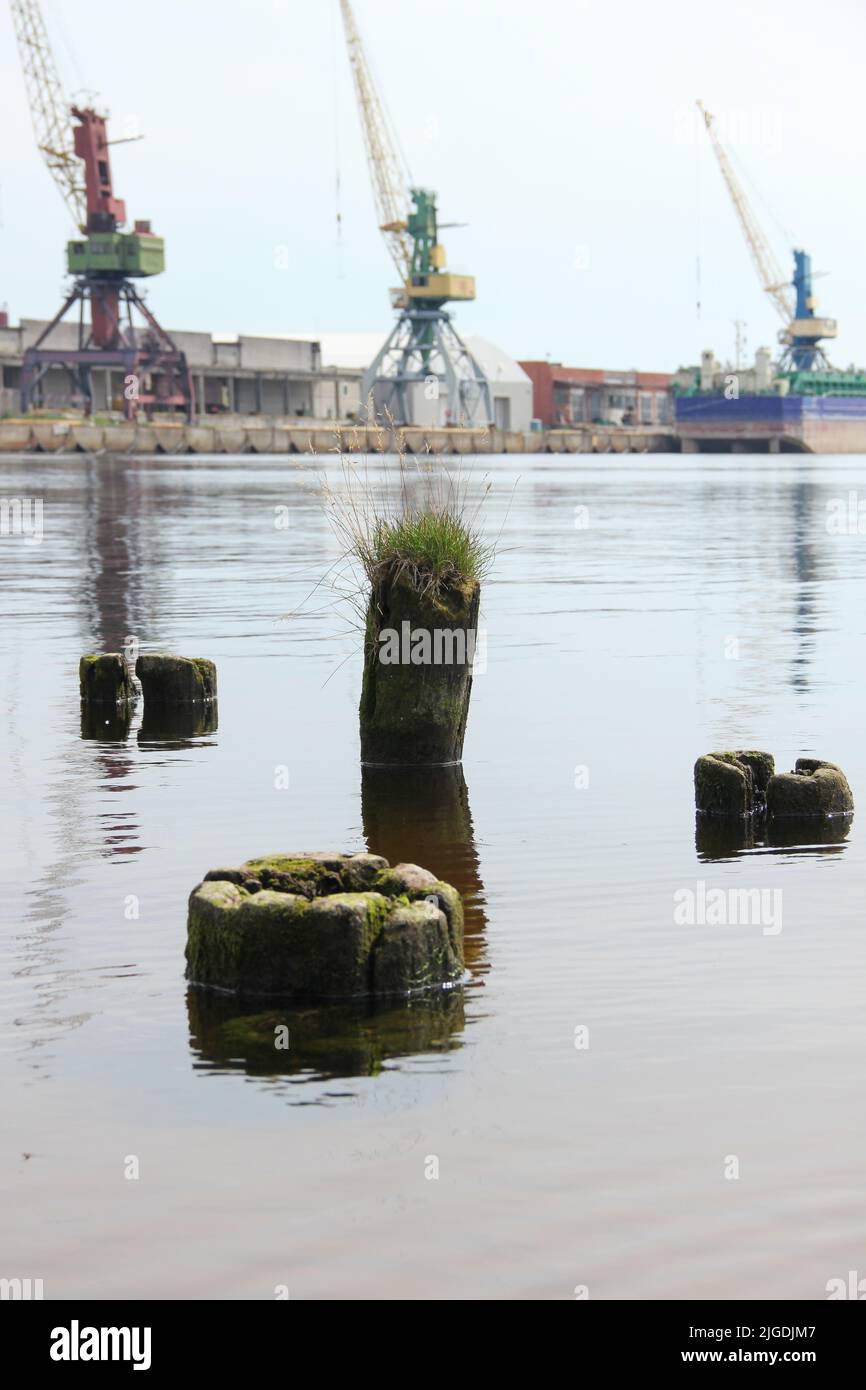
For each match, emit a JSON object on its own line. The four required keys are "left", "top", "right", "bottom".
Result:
{"left": 675, "top": 394, "right": 866, "bottom": 454}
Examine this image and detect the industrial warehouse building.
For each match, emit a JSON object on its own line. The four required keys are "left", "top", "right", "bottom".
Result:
{"left": 0, "top": 315, "right": 362, "bottom": 421}
{"left": 0, "top": 313, "right": 532, "bottom": 430}
{"left": 468, "top": 337, "right": 533, "bottom": 432}
{"left": 520, "top": 360, "right": 673, "bottom": 428}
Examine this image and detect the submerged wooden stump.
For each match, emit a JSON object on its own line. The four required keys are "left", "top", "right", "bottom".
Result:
{"left": 359, "top": 567, "right": 480, "bottom": 766}
{"left": 135, "top": 654, "right": 217, "bottom": 706}
{"left": 79, "top": 653, "right": 135, "bottom": 708}
{"left": 767, "top": 759, "right": 854, "bottom": 818}
{"left": 695, "top": 750, "right": 853, "bottom": 820}
{"left": 186, "top": 852, "right": 464, "bottom": 1000}
{"left": 694, "top": 750, "right": 775, "bottom": 816}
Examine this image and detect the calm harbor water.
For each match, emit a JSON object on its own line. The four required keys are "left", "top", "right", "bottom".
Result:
{"left": 1, "top": 451, "right": 865, "bottom": 1300}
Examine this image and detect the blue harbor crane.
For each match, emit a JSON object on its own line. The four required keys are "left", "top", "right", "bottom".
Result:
{"left": 697, "top": 101, "right": 836, "bottom": 373}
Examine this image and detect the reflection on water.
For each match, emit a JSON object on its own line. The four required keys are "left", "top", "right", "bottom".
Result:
{"left": 790, "top": 481, "right": 820, "bottom": 693}
{"left": 696, "top": 813, "right": 851, "bottom": 861}
{"left": 138, "top": 701, "right": 219, "bottom": 746}
{"left": 361, "top": 763, "right": 488, "bottom": 975}
{"left": 80, "top": 703, "right": 135, "bottom": 742}
{"left": 187, "top": 986, "right": 465, "bottom": 1088}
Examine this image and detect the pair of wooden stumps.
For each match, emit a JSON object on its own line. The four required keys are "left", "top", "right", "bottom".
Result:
{"left": 694, "top": 750, "right": 854, "bottom": 819}
{"left": 79, "top": 653, "right": 217, "bottom": 739}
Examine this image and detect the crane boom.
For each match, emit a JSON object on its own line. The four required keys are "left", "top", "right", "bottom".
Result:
{"left": 697, "top": 100, "right": 794, "bottom": 324}
{"left": 338, "top": 0, "right": 412, "bottom": 286}
{"left": 10, "top": 0, "right": 85, "bottom": 228}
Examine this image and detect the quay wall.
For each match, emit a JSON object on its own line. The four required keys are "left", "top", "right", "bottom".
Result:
{"left": 0, "top": 419, "right": 677, "bottom": 457}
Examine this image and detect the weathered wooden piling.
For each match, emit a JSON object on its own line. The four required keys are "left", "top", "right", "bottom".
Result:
{"left": 359, "top": 566, "right": 480, "bottom": 765}
{"left": 694, "top": 750, "right": 775, "bottom": 817}
{"left": 767, "top": 759, "right": 854, "bottom": 818}
{"left": 79, "top": 653, "right": 135, "bottom": 707}
{"left": 186, "top": 851, "right": 464, "bottom": 1000}
{"left": 135, "top": 654, "right": 217, "bottom": 706}
{"left": 695, "top": 750, "right": 853, "bottom": 820}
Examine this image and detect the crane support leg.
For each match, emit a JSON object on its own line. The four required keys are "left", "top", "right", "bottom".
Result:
{"left": 362, "top": 307, "right": 492, "bottom": 429}
{"left": 20, "top": 277, "right": 194, "bottom": 420}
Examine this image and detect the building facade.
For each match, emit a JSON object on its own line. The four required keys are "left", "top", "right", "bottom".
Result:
{"left": 466, "top": 336, "right": 533, "bottom": 433}
{"left": 519, "top": 360, "right": 673, "bottom": 428}
{"left": 0, "top": 310, "right": 533, "bottom": 432}
{"left": 0, "top": 313, "right": 362, "bottom": 421}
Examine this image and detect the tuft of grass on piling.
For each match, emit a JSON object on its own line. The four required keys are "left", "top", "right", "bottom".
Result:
{"left": 357, "top": 498, "right": 493, "bottom": 600}
{"left": 324, "top": 435, "right": 495, "bottom": 606}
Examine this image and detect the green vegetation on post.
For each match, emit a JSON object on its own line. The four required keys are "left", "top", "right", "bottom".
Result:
{"left": 357, "top": 505, "right": 492, "bottom": 601}
{"left": 324, "top": 449, "right": 494, "bottom": 766}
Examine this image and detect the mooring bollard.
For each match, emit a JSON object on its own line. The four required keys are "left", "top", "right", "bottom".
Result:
{"left": 135, "top": 654, "right": 217, "bottom": 706}
{"left": 359, "top": 566, "right": 480, "bottom": 766}
{"left": 79, "top": 653, "right": 136, "bottom": 708}
{"left": 186, "top": 851, "right": 464, "bottom": 1000}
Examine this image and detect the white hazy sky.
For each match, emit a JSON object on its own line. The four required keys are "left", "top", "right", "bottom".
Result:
{"left": 1, "top": 0, "right": 863, "bottom": 372}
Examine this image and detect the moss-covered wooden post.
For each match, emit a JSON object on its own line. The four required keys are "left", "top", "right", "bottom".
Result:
{"left": 359, "top": 565, "right": 480, "bottom": 765}
{"left": 135, "top": 654, "right": 217, "bottom": 706}
{"left": 79, "top": 653, "right": 135, "bottom": 708}
{"left": 186, "top": 852, "right": 464, "bottom": 1000}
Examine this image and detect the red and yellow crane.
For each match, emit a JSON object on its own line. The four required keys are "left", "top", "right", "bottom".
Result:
{"left": 10, "top": 0, "right": 193, "bottom": 417}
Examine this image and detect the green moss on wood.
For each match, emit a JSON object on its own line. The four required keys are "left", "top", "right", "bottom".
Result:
{"left": 694, "top": 749, "right": 776, "bottom": 817}
{"left": 360, "top": 567, "right": 480, "bottom": 766}
{"left": 767, "top": 759, "right": 854, "bottom": 818}
{"left": 136, "top": 653, "right": 217, "bottom": 705}
{"left": 187, "top": 852, "right": 465, "bottom": 1000}
{"left": 79, "top": 652, "right": 135, "bottom": 707}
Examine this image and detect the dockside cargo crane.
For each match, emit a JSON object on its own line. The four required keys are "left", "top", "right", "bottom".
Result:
{"left": 10, "top": 0, "right": 193, "bottom": 418}
{"left": 339, "top": 0, "right": 492, "bottom": 427}
{"left": 697, "top": 100, "right": 836, "bottom": 373}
